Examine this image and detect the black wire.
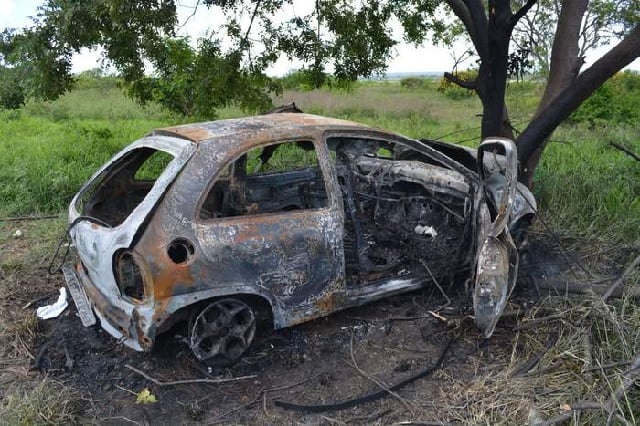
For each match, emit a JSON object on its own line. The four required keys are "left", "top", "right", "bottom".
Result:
{"left": 47, "top": 216, "right": 112, "bottom": 275}
{"left": 273, "top": 337, "right": 455, "bottom": 413}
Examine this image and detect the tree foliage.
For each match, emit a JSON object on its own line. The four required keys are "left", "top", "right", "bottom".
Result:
{"left": 0, "top": 66, "right": 25, "bottom": 109}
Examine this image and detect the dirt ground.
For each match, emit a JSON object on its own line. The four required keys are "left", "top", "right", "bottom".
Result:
{"left": 0, "top": 219, "right": 634, "bottom": 424}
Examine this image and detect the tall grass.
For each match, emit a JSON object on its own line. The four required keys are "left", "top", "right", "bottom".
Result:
{"left": 535, "top": 125, "right": 640, "bottom": 242}
{"left": 0, "top": 77, "right": 637, "bottom": 244}
{"left": 0, "top": 86, "right": 181, "bottom": 216}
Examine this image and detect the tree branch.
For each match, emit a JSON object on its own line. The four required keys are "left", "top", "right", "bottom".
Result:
{"left": 511, "top": 0, "right": 537, "bottom": 27}
{"left": 602, "top": 254, "right": 640, "bottom": 303}
{"left": 517, "top": 24, "right": 640, "bottom": 165}
{"left": 446, "top": 0, "right": 488, "bottom": 59}
{"left": 444, "top": 71, "right": 476, "bottom": 89}
{"left": 609, "top": 142, "right": 640, "bottom": 162}
{"left": 445, "top": 0, "right": 476, "bottom": 43}
{"left": 241, "top": 0, "right": 263, "bottom": 51}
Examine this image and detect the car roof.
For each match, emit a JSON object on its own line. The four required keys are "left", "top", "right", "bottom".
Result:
{"left": 150, "top": 113, "right": 373, "bottom": 144}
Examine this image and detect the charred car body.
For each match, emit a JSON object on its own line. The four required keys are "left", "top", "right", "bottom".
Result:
{"left": 63, "top": 113, "right": 536, "bottom": 366}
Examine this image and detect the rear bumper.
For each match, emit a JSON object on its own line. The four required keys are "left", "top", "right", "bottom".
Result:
{"left": 62, "top": 262, "right": 153, "bottom": 352}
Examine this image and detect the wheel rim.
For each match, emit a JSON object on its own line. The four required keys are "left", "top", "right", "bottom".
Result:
{"left": 189, "top": 299, "right": 256, "bottom": 364}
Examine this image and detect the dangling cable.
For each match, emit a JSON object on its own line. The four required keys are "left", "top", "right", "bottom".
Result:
{"left": 47, "top": 216, "right": 112, "bottom": 275}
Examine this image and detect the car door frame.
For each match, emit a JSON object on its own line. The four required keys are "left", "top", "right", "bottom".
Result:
{"left": 191, "top": 135, "right": 347, "bottom": 328}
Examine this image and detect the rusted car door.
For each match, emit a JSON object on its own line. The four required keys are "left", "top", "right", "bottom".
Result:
{"left": 193, "top": 138, "right": 346, "bottom": 325}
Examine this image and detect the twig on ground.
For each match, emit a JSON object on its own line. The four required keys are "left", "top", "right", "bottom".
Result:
{"left": 100, "top": 416, "right": 141, "bottom": 425}
{"left": 320, "top": 415, "right": 348, "bottom": 425}
{"left": 541, "top": 401, "right": 603, "bottom": 425}
{"left": 262, "top": 392, "right": 269, "bottom": 417}
{"left": 125, "top": 364, "right": 256, "bottom": 386}
{"left": 429, "top": 310, "right": 448, "bottom": 322}
{"left": 604, "top": 352, "right": 640, "bottom": 414}
{"left": 513, "top": 313, "right": 564, "bottom": 331}
{"left": 275, "top": 338, "right": 454, "bottom": 413}
{"left": 388, "top": 315, "right": 433, "bottom": 321}
{"left": 200, "top": 373, "right": 322, "bottom": 420}
{"left": 581, "top": 327, "right": 593, "bottom": 383}
{"left": 419, "top": 259, "right": 451, "bottom": 311}
{"left": 601, "top": 254, "right": 640, "bottom": 303}
{"left": 22, "top": 295, "right": 50, "bottom": 309}
{"left": 584, "top": 359, "right": 633, "bottom": 373}
{"left": 533, "top": 278, "right": 640, "bottom": 298}
{"left": 512, "top": 332, "right": 560, "bottom": 377}
{"left": 540, "top": 352, "right": 640, "bottom": 425}
{"left": 0, "top": 214, "right": 59, "bottom": 222}
{"left": 265, "top": 372, "right": 324, "bottom": 392}
{"left": 345, "top": 408, "right": 392, "bottom": 423}
{"left": 345, "top": 332, "right": 416, "bottom": 414}
{"left": 208, "top": 394, "right": 261, "bottom": 425}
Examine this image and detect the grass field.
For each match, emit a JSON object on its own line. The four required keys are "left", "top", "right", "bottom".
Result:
{"left": 1, "top": 76, "right": 637, "bottom": 242}
{"left": 0, "top": 76, "right": 638, "bottom": 423}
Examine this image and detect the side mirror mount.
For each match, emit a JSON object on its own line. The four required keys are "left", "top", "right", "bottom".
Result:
{"left": 477, "top": 137, "right": 517, "bottom": 237}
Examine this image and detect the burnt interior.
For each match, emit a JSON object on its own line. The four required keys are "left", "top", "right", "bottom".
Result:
{"left": 329, "top": 137, "right": 471, "bottom": 285}
{"left": 199, "top": 137, "right": 473, "bottom": 286}
{"left": 79, "top": 148, "right": 174, "bottom": 227}
{"left": 199, "top": 141, "right": 328, "bottom": 219}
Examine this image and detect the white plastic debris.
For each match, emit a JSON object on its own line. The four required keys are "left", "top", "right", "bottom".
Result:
{"left": 13, "top": 229, "right": 23, "bottom": 238}
{"left": 36, "top": 287, "right": 69, "bottom": 319}
{"left": 414, "top": 224, "right": 438, "bottom": 238}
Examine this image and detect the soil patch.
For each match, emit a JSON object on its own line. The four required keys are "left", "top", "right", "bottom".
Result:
{"left": 2, "top": 221, "right": 632, "bottom": 423}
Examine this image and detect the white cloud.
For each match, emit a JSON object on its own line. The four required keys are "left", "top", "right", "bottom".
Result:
{"left": 0, "top": 0, "right": 15, "bottom": 18}
{"left": 0, "top": 0, "right": 16, "bottom": 29}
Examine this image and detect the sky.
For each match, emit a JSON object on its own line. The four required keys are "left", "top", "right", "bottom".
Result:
{"left": 1, "top": 0, "right": 638, "bottom": 76}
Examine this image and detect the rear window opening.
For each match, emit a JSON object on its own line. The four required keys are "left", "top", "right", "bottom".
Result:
{"left": 78, "top": 148, "right": 176, "bottom": 227}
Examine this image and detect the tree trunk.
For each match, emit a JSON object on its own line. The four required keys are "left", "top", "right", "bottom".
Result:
{"left": 479, "top": 0, "right": 514, "bottom": 139}
{"left": 537, "top": 0, "right": 588, "bottom": 113}
{"left": 517, "top": 25, "right": 640, "bottom": 171}
{"left": 519, "top": 0, "right": 588, "bottom": 186}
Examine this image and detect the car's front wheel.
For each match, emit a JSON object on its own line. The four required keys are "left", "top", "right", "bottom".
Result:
{"left": 189, "top": 298, "right": 256, "bottom": 367}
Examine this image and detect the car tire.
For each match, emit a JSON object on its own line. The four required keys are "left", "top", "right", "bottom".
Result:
{"left": 189, "top": 298, "right": 256, "bottom": 367}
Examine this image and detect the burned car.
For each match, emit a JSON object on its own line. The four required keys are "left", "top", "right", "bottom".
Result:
{"left": 62, "top": 113, "right": 536, "bottom": 366}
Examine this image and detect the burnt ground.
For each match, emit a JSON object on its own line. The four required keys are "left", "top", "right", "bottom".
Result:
{"left": 1, "top": 220, "right": 635, "bottom": 424}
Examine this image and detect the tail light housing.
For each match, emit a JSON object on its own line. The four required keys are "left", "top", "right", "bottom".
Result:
{"left": 114, "top": 250, "right": 147, "bottom": 301}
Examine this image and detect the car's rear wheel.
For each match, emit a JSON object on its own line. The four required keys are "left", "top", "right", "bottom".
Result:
{"left": 189, "top": 298, "right": 256, "bottom": 367}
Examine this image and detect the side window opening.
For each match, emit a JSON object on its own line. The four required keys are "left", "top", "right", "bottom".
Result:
{"left": 79, "top": 147, "right": 176, "bottom": 227}
{"left": 199, "top": 140, "right": 328, "bottom": 219}
{"left": 327, "top": 136, "right": 469, "bottom": 285}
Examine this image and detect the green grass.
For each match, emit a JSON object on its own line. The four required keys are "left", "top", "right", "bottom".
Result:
{"left": 535, "top": 125, "right": 640, "bottom": 242}
{"left": 0, "top": 77, "right": 637, "bottom": 246}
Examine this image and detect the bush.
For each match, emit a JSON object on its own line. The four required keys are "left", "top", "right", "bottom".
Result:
{"left": 571, "top": 70, "right": 640, "bottom": 126}
{"left": 75, "top": 69, "right": 120, "bottom": 90}
{"left": 399, "top": 77, "right": 429, "bottom": 89}
{"left": 437, "top": 69, "right": 477, "bottom": 99}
